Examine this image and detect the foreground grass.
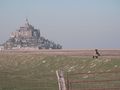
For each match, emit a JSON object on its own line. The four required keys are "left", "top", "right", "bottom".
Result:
{"left": 0, "top": 53, "right": 120, "bottom": 90}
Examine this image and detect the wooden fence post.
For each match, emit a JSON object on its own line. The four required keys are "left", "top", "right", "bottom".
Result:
{"left": 56, "top": 70, "right": 67, "bottom": 90}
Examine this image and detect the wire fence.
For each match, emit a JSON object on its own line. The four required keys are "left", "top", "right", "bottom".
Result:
{"left": 66, "top": 71, "right": 120, "bottom": 90}
{"left": 1, "top": 70, "right": 120, "bottom": 90}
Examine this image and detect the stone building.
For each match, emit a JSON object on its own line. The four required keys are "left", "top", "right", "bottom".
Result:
{"left": 3, "top": 19, "right": 62, "bottom": 50}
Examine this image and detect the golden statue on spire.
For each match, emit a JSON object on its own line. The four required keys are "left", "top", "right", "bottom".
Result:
{"left": 26, "top": 18, "right": 29, "bottom": 25}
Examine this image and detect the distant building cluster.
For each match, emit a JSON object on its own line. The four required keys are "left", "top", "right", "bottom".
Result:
{"left": 1, "top": 19, "right": 62, "bottom": 50}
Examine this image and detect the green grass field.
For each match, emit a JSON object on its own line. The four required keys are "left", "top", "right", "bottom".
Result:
{"left": 0, "top": 52, "right": 120, "bottom": 90}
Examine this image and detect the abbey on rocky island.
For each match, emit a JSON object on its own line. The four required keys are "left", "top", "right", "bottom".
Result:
{"left": 3, "top": 19, "right": 62, "bottom": 50}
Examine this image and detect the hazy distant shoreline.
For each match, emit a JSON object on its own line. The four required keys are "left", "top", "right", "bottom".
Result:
{"left": 1, "top": 49, "right": 120, "bottom": 56}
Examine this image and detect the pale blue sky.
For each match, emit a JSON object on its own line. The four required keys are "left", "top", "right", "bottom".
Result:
{"left": 0, "top": 0, "right": 120, "bottom": 49}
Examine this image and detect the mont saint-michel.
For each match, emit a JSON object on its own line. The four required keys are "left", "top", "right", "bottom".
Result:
{"left": 1, "top": 19, "right": 62, "bottom": 50}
